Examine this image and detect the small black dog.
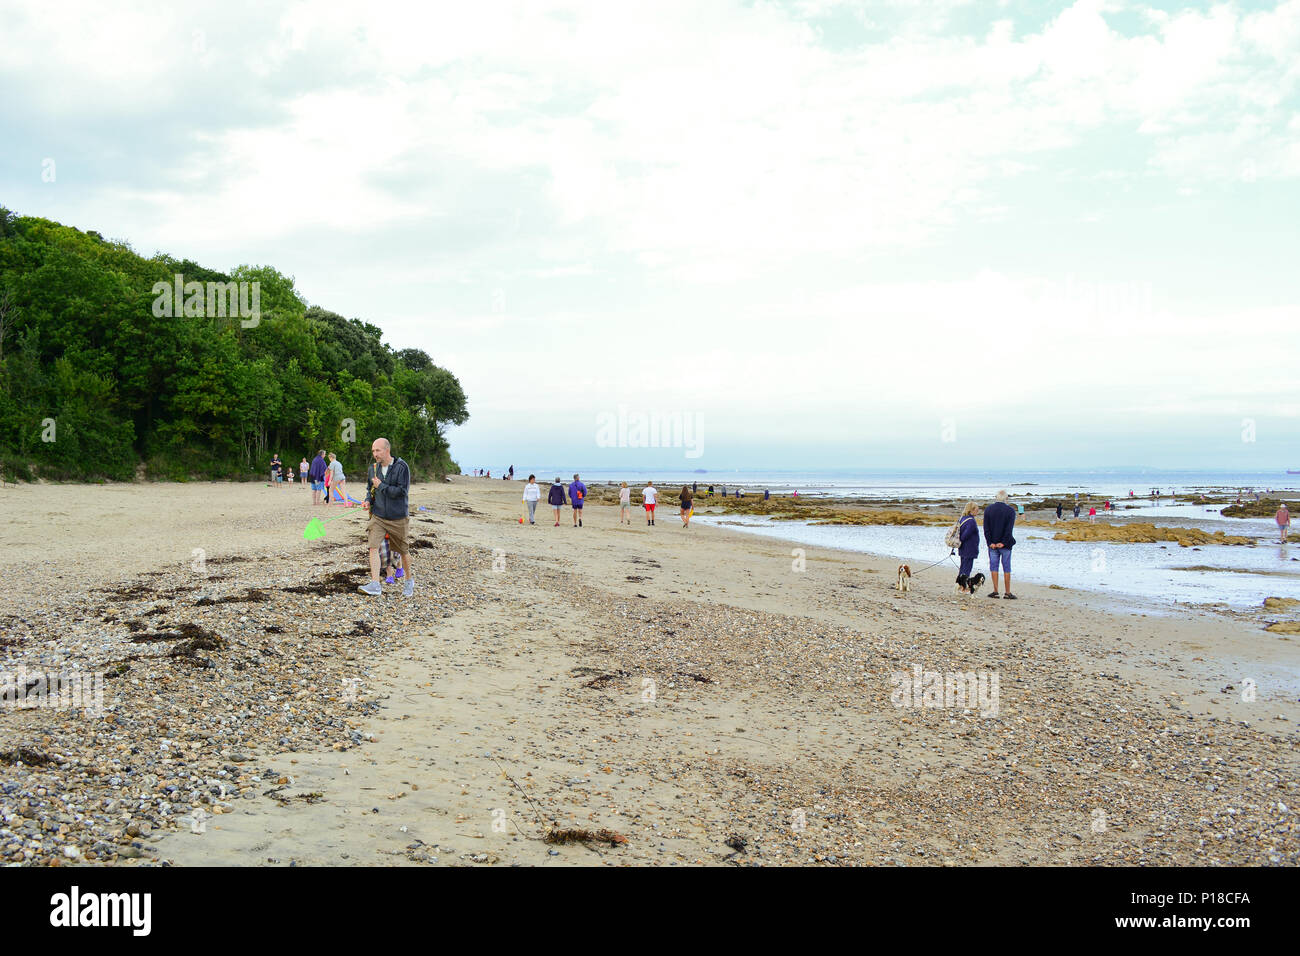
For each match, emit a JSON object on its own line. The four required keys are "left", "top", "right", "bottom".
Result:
{"left": 966, "top": 572, "right": 985, "bottom": 594}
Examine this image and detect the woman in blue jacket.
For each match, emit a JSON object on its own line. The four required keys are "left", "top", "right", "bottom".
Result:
{"left": 956, "top": 501, "right": 984, "bottom": 594}
{"left": 547, "top": 477, "right": 567, "bottom": 526}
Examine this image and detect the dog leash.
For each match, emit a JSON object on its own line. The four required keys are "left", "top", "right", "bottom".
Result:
{"left": 909, "top": 554, "right": 961, "bottom": 574}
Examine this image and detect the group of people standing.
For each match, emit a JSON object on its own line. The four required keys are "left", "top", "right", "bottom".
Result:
{"left": 518, "top": 475, "right": 695, "bottom": 528}
{"left": 953, "top": 490, "right": 1018, "bottom": 599}
{"left": 269, "top": 452, "right": 347, "bottom": 503}
{"left": 281, "top": 451, "right": 351, "bottom": 506}
{"left": 1053, "top": 497, "right": 1112, "bottom": 521}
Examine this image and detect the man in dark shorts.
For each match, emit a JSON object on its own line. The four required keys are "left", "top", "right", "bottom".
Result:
{"left": 569, "top": 473, "right": 587, "bottom": 527}
{"left": 359, "top": 437, "right": 413, "bottom": 597}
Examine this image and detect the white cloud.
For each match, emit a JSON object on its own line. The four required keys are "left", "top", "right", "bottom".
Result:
{"left": 2, "top": 0, "right": 1298, "bottom": 465}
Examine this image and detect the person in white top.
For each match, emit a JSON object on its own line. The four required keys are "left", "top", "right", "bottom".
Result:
{"left": 522, "top": 474, "right": 541, "bottom": 524}
{"left": 642, "top": 481, "right": 657, "bottom": 526}
{"left": 618, "top": 482, "right": 631, "bottom": 524}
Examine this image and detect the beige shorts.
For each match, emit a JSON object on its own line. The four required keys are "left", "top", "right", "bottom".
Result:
{"left": 368, "top": 515, "right": 410, "bottom": 555}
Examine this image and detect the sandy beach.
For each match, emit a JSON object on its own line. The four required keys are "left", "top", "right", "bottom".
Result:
{"left": 0, "top": 476, "right": 1296, "bottom": 866}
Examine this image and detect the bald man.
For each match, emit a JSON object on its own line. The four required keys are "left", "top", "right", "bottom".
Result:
{"left": 359, "top": 437, "right": 414, "bottom": 597}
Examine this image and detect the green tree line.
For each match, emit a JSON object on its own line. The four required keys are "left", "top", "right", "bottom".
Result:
{"left": 0, "top": 207, "right": 468, "bottom": 482}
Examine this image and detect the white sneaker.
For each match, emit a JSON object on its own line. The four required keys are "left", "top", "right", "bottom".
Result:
{"left": 359, "top": 580, "right": 382, "bottom": 596}
{"left": 402, "top": 577, "right": 414, "bottom": 597}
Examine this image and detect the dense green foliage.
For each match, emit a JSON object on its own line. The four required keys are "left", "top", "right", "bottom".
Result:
{"left": 0, "top": 208, "right": 468, "bottom": 482}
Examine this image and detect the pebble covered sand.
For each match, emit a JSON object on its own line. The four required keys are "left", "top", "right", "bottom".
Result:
{"left": 0, "top": 479, "right": 1296, "bottom": 866}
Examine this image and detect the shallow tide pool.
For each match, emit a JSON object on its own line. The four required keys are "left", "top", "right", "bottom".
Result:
{"left": 697, "top": 515, "right": 1300, "bottom": 610}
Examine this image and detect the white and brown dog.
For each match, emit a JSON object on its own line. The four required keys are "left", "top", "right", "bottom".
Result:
{"left": 896, "top": 564, "right": 912, "bottom": 592}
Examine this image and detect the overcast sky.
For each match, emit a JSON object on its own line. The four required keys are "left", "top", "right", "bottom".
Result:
{"left": 3, "top": 0, "right": 1297, "bottom": 471}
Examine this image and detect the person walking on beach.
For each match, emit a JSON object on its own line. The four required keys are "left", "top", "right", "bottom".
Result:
{"left": 679, "top": 485, "right": 693, "bottom": 528}
{"left": 327, "top": 452, "right": 348, "bottom": 505}
{"left": 569, "top": 473, "right": 587, "bottom": 527}
{"left": 619, "top": 482, "right": 631, "bottom": 524}
{"left": 1056, "top": 503, "right": 1063, "bottom": 521}
{"left": 522, "top": 474, "right": 540, "bottom": 524}
{"left": 509, "top": 464, "right": 514, "bottom": 479}
{"left": 547, "top": 477, "right": 566, "bottom": 526}
{"left": 983, "top": 489, "right": 1017, "bottom": 599}
{"left": 309, "top": 449, "right": 327, "bottom": 506}
{"left": 643, "top": 480, "right": 658, "bottom": 526}
{"left": 1278, "top": 503, "right": 1291, "bottom": 543}
{"left": 1088, "top": 505, "right": 1096, "bottom": 523}
{"left": 955, "top": 501, "right": 980, "bottom": 593}
{"left": 359, "top": 438, "right": 414, "bottom": 597}
{"left": 1073, "top": 502, "right": 1080, "bottom": 519}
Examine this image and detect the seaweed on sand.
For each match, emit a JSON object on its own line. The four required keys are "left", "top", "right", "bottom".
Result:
{"left": 281, "top": 569, "right": 368, "bottom": 595}
{"left": 544, "top": 828, "right": 627, "bottom": 846}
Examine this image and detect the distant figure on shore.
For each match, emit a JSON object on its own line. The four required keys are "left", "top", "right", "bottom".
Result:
{"left": 984, "top": 490, "right": 1017, "bottom": 599}
{"left": 619, "top": 482, "right": 631, "bottom": 524}
{"left": 680, "top": 485, "right": 693, "bottom": 528}
{"left": 955, "top": 501, "right": 981, "bottom": 594}
{"left": 286, "top": 467, "right": 295, "bottom": 484}
{"left": 1088, "top": 505, "right": 1096, "bottom": 523}
{"left": 707, "top": 485, "right": 714, "bottom": 497}
{"left": 270, "top": 454, "right": 283, "bottom": 486}
{"left": 1055, "top": 503, "right": 1063, "bottom": 521}
{"left": 1104, "top": 499, "right": 1111, "bottom": 516}
{"left": 547, "top": 477, "right": 566, "bottom": 526}
{"left": 508, "top": 465, "right": 514, "bottom": 479}
{"left": 643, "top": 481, "right": 657, "bottom": 526}
{"left": 570, "top": 473, "right": 586, "bottom": 527}
{"left": 522, "top": 474, "right": 540, "bottom": 524}
{"left": 309, "top": 450, "right": 327, "bottom": 506}
{"left": 1073, "top": 502, "right": 1080, "bottom": 519}
{"left": 764, "top": 489, "right": 770, "bottom": 501}
{"left": 692, "top": 481, "right": 697, "bottom": 493}
{"left": 1016, "top": 502, "right": 1024, "bottom": 515}
{"left": 792, "top": 490, "right": 799, "bottom": 498}
{"left": 720, "top": 484, "right": 727, "bottom": 497}
{"left": 299, "top": 457, "right": 309, "bottom": 486}
{"left": 359, "top": 437, "right": 413, "bottom": 597}
{"left": 1278, "top": 503, "right": 1291, "bottom": 543}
